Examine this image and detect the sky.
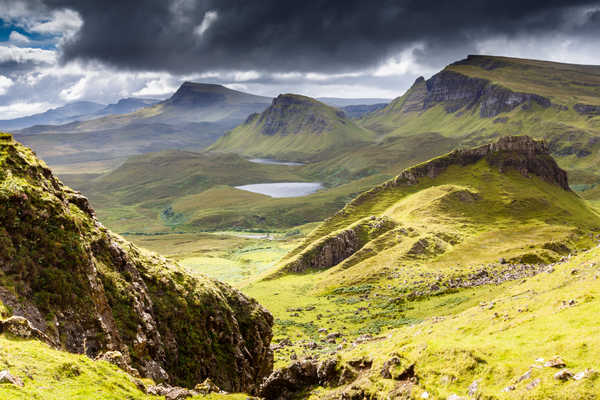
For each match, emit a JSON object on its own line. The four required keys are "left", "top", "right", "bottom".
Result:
{"left": 1, "top": 0, "right": 600, "bottom": 119}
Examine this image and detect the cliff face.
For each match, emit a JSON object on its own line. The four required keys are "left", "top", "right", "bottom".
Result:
{"left": 423, "top": 71, "right": 551, "bottom": 117}
{"left": 0, "top": 133, "right": 273, "bottom": 392}
{"left": 392, "top": 135, "right": 569, "bottom": 190}
{"left": 257, "top": 94, "right": 346, "bottom": 136}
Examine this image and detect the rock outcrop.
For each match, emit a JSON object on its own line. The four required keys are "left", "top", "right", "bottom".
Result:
{"left": 279, "top": 216, "right": 395, "bottom": 274}
{"left": 574, "top": 103, "right": 600, "bottom": 116}
{"left": 424, "top": 70, "right": 551, "bottom": 117}
{"left": 349, "top": 136, "right": 569, "bottom": 211}
{"left": 259, "top": 358, "right": 340, "bottom": 400}
{"left": 0, "top": 134, "right": 273, "bottom": 392}
{"left": 257, "top": 94, "right": 345, "bottom": 136}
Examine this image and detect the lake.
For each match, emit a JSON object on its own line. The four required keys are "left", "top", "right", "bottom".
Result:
{"left": 235, "top": 182, "right": 323, "bottom": 198}
{"left": 248, "top": 158, "right": 305, "bottom": 166}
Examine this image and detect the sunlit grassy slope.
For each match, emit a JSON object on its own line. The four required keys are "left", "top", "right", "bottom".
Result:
{"left": 209, "top": 94, "right": 374, "bottom": 162}
{"left": 241, "top": 141, "right": 600, "bottom": 392}
{"left": 0, "top": 335, "right": 248, "bottom": 400}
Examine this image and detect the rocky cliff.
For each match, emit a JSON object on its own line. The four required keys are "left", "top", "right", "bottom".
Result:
{"left": 257, "top": 94, "right": 346, "bottom": 136}
{"left": 349, "top": 136, "right": 569, "bottom": 210}
{"left": 423, "top": 70, "right": 551, "bottom": 117}
{"left": 0, "top": 133, "right": 273, "bottom": 392}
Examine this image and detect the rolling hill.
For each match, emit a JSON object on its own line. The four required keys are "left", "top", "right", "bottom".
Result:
{"left": 209, "top": 94, "right": 374, "bottom": 162}
{"left": 12, "top": 83, "right": 272, "bottom": 171}
{"left": 242, "top": 136, "right": 600, "bottom": 399}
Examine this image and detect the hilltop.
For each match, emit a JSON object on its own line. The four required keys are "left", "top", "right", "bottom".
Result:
{"left": 12, "top": 82, "right": 272, "bottom": 171}
{"left": 360, "top": 55, "right": 600, "bottom": 194}
{"left": 209, "top": 94, "right": 374, "bottom": 162}
{"left": 0, "top": 133, "right": 273, "bottom": 393}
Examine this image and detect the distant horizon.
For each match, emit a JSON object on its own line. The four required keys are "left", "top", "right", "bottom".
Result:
{"left": 2, "top": 1, "right": 600, "bottom": 118}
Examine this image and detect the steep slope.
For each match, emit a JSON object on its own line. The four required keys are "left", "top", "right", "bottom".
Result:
{"left": 0, "top": 133, "right": 273, "bottom": 392}
{"left": 12, "top": 83, "right": 271, "bottom": 170}
{"left": 274, "top": 136, "right": 599, "bottom": 282}
{"left": 210, "top": 94, "right": 374, "bottom": 161}
{"left": 239, "top": 136, "right": 600, "bottom": 399}
{"left": 361, "top": 55, "right": 600, "bottom": 191}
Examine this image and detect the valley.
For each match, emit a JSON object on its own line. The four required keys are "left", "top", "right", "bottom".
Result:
{"left": 3, "top": 54, "right": 600, "bottom": 400}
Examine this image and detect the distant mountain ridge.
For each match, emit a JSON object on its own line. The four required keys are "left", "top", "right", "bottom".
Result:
{"left": 12, "top": 82, "right": 272, "bottom": 168}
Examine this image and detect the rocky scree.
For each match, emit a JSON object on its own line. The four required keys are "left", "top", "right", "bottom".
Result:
{"left": 0, "top": 134, "right": 273, "bottom": 393}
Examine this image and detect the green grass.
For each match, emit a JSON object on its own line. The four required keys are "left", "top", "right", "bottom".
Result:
{"left": 209, "top": 94, "right": 374, "bottom": 162}
{"left": 0, "top": 335, "right": 249, "bottom": 400}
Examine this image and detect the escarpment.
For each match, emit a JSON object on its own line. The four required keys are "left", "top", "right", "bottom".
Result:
{"left": 278, "top": 216, "right": 395, "bottom": 274}
{"left": 349, "top": 136, "right": 569, "bottom": 210}
{"left": 423, "top": 70, "right": 551, "bottom": 117}
{"left": 0, "top": 134, "right": 273, "bottom": 392}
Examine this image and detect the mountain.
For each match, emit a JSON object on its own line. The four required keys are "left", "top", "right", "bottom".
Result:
{"left": 0, "top": 132, "right": 273, "bottom": 392}
{"left": 93, "top": 97, "right": 160, "bottom": 117}
{"left": 317, "top": 97, "right": 392, "bottom": 107}
{"left": 0, "top": 101, "right": 106, "bottom": 131}
{"left": 340, "top": 103, "right": 388, "bottom": 118}
{"left": 209, "top": 94, "right": 374, "bottom": 161}
{"left": 360, "top": 55, "right": 600, "bottom": 193}
{"left": 243, "top": 136, "right": 600, "bottom": 398}
{"left": 12, "top": 83, "right": 272, "bottom": 171}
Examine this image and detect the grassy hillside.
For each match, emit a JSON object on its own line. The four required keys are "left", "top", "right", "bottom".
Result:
{"left": 360, "top": 55, "right": 600, "bottom": 192}
{"left": 210, "top": 94, "right": 374, "bottom": 162}
{"left": 234, "top": 137, "right": 600, "bottom": 399}
{"left": 0, "top": 335, "right": 249, "bottom": 400}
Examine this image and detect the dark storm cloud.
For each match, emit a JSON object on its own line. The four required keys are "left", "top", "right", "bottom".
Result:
{"left": 26, "top": 0, "right": 600, "bottom": 74}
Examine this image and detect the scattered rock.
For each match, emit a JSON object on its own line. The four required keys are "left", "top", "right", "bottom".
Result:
{"left": 544, "top": 357, "right": 566, "bottom": 368}
{"left": 468, "top": 379, "right": 479, "bottom": 396}
{"left": 502, "top": 385, "right": 515, "bottom": 392}
{"left": 421, "top": 391, "right": 430, "bottom": 399}
{"left": 573, "top": 369, "right": 597, "bottom": 381}
{"left": 526, "top": 378, "right": 540, "bottom": 390}
{"left": 194, "top": 378, "right": 222, "bottom": 395}
{"left": 516, "top": 369, "right": 532, "bottom": 383}
{"left": 96, "top": 351, "right": 140, "bottom": 377}
{"left": 259, "top": 358, "right": 339, "bottom": 400}
{"left": 146, "top": 384, "right": 197, "bottom": 399}
{"left": 554, "top": 369, "right": 573, "bottom": 381}
{"left": 347, "top": 357, "right": 372, "bottom": 370}
{"left": 0, "top": 370, "right": 24, "bottom": 387}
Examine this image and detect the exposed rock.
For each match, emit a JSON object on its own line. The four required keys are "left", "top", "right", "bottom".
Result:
{"left": 468, "top": 379, "right": 480, "bottom": 396}
{"left": 0, "top": 370, "right": 24, "bottom": 387}
{"left": 96, "top": 351, "right": 140, "bottom": 377}
{"left": 554, "top": 369, "right": 573, "bottom": 381}
{"left": 379, "top": 136, "right": 569, "bottom": 191}
{"left": 0, "top": 136, "right": 273, "bottom": 393}
{"left": 574, "top": 103, "right": 600, "bottom": 116}
{"left": 194, "top": 378, "right": 222, "bottom": 395}
{"left": 423, "top": 70, "right": 550, "bottom": 117}
{"left": 281, "top": 216, "right": 394, "bottom": 273}
{"left": 545, "top": 357, "right": 566, "bottom": 368}
{"left": 259, "top": 358, "right": 340, "bottom": 400}
{"left": 146, "top": 383, "right": 197, "bottom": 399}
{"left": 0, "top": 316, "right": 55, "bottom": 346}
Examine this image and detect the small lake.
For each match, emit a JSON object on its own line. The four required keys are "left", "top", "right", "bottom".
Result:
{"left": 248, "top": 158, "right": 305, "bottom": 166}
{"left": 235, "top": 182, "right": 323, "bottom": 198}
